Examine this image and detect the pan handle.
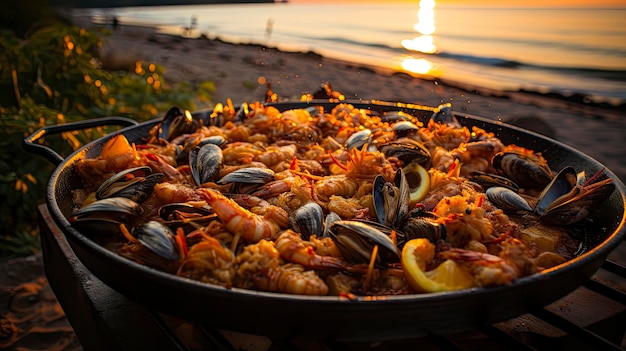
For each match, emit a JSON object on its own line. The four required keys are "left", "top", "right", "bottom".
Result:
{"left": 22, "top": 117, "right": 139, "bottom": 166}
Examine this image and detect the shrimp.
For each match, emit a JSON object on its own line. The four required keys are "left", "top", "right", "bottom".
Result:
{"left": 253, "top": 144, "right": 297, "bottom": 167}
{"left": 449, "top": 138, "right": 504, "bottom": 176}
{"left": 309, "top": 235, "right": 342, "bottom": 258}
{"left": 315, "top": 175, "right": 359, "bottom": 200}
{"left": 178, "top": 235, "right": 235, "bottom": 286}
{"left": 144, "top": 152, "right": 185, "bottom": 182}
{"left": 197, "top": 188, "right": 284, "bottom": 242}
{"left": 253, "top": 264, "right": 329, "bottom": 296}
{"left": 274, "top": 230, "right": 347, "bottom": 270}
{"left": 440, "top": 238, "right": 536, "bottom": 286}
{"left": 153, "top": 182, "right": 200, "bottom": 204}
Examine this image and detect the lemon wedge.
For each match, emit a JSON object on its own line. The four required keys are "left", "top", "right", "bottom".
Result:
{"left": 402, "top": 163, "right": 430, "bottom": 206}
{"left": 401, "top": 238, "right": 474, "bottom": 293}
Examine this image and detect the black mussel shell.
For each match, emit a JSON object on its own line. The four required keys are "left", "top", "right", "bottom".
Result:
{"left": 345, "top": 129, "right": 372, "bottom": 151}
{"left": 379, "top": 140, "right": 431, "bottom": 168}
{"left": 159, "top": 106, "right": 196, "bottom": 142}
{"left": 328, "top": 220, "right": 401, "bottom": 267}
{"left": 290, "top": 202, "right": 324, "bottom": 240}
{"left": 190, "top": 143, "right": 224, "bottom": 186}
{"left": 431, "top": 103, "right": 461, "bottom": 128}
{"left": 492, "top": 151, "right": 552, "bottom": 190}
{"left": 132, "top": 221, "right": 179, "bottom": 261}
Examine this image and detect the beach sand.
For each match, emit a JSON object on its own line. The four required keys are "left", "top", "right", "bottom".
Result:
{"left": 3, "top": 12, "right": 625, "bottom": 350}
{"left": 92, "top": 19, "right": 626, "bottom": 183}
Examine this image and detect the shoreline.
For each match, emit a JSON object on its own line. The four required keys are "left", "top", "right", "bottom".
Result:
{"left": 65, "top": 10, "right": 626, "bottom": 182}
{"left": 88, "top": 10, "right": 626, "bottom": 111}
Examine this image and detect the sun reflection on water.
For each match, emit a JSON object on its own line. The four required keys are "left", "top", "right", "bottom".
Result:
{"left": 401, "top": 0, "right": 437, "bottom": 75}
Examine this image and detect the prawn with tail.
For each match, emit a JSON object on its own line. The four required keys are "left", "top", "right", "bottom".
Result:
{"left": 197, "top": 188, "right": 286, "bottom": 242}
{"left": 274, "top": 230, "right": 350, "bottom": 270}
{"left": 253, "top": 264, "right": 329, "bottom": 295}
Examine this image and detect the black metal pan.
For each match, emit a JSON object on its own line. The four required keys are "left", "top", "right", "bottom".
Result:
{"left": 23, "top": 100, "right": 626, "bottom": 341}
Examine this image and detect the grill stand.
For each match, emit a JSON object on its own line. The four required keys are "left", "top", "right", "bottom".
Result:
{"left": 38, "top": 204, "right": 626, "bottom": 350}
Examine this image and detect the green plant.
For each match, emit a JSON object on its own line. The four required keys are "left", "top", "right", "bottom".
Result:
{"left": 0, "top": 23, "right": 214, "bottom": 258}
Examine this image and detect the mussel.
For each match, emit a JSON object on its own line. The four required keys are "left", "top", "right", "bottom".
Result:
{"left": 158, "top": 106, "right": 196, "bottom": 142}
{"left": 290, "top": 202, "right": 324, "bottom": 240}
{"left": 189, "top": 143, "right": 224, "bottom": 186}
{"left": 345, "top": 129, "right": 372, "bottom": 151}
{"left": 379, "top": 140, "right": 431, "bottom": 168}
{"left": 69, "top": 197, "right": 144, "bottom": 235}
{"left": 328, "top": 220, "right": 401, "bottom": 266}
{"left": 485, "top": 166, "right": 615, "bottom": 226}
{"left": 469, "top": 171, "right": 520, "bottom": 192}
{"left": 431, "top": 103, "right": 461, "bottom": 128}
{"left": 175, "top": 135, "right": 227, "bottom": 165}
{"left": 535, "top": 166, "right": 615, "bottom": 225}
{"left": 372, "top": 169, "right": 410, "bottom": 228}
{"left": 392, "top": 121, "right": 420, "bottom": 138}
{"left": 216, "top": 167, "right": 275, "bottom": 194}
{"left": 131, "top": 221, "right": 179, "bottom": 261}
{"left": 381, "top": 110, "right": 413, "bottom": 123}
{"left": 398, "top": 217, "right": 446, "bottom": 248}
{"left": 158, "top": 203, "right": 217, "bottom": 231}
{"left": 491, "top": 151, "right": 552, "bottom": 190}
{"left": 96, "top": 166, "right": 163, "bottom": 203}
{"left": 486, "top": 186, "right": 533, "bottom": 213}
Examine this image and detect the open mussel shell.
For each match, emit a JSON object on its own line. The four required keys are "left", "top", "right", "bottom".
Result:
{"left": 328, "top": 220, "right": 401, "bottom": 267}
{"left": 69, "top": 197, "right": 144, "bottom": 236}
{"left": 158, "top": 106, "right": 196, "bottom": 142}
{"left": 132, "top": 221, "right": 179, "bottom": 261}
{"left": 536, "top": 167, "right": 616, "bottom": 225}
{"left": 373, "top": 175, "right": 396, "bottom": 227}
{"left": 190, "top": 143, "right": 224, "bottom": 186}
{"left": 158, "top": 203, "right": 217, "bottom": 230}
{"left": 534, "top": 166, "right": 578, "bottom": 216}
{"left": 372, "top": 169, "right": 409, "bottom": 228}
{"left": 486, "top": 186, "right": 533, "bottom": 213}
{"left": 290, "top": 202, "right": 324, "bottom": 240}
{"left": 492, "top": 151, "right": 552, "bottom": 190}
{"left": 379, "top": 140, "right": 431, "bottom": 168}
{"left": 96, "top": 167, "right": 163, "bottom": 203}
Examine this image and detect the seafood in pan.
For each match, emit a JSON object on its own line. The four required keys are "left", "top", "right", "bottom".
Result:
{"left": 69, "top": 100, "right": 615, "bottom": 296}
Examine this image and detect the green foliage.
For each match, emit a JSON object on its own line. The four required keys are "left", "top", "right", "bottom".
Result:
{"left": 0, "top": 23, "right": 215, "bottom": 258}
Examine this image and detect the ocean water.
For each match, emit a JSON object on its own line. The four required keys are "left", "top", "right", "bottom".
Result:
{"left": 92, "top": 2, "right": 626, "bottom": 106}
